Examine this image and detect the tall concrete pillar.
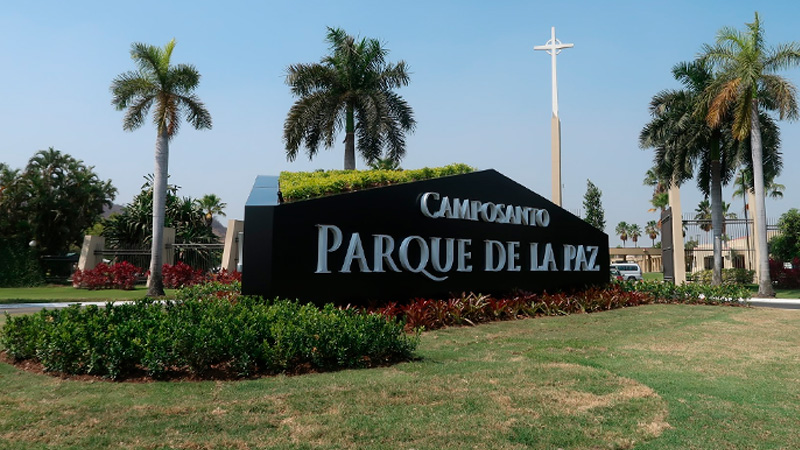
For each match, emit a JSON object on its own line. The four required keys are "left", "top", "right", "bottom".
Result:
{"left": 163, "top": 227, "right": 175, "bottom": 266}
{"left": 551, "top": 115, "right": 562, "bottom": 207}
{"left": 77, "top": 235, "right": 105, "bottom": 271}
{"left": 221, "top": 219, "right": 244, "bottom": 272}
{"left": 669, "top": 184, "right": 686, "bottom": 284}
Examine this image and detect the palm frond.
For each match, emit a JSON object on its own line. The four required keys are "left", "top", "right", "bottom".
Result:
{"left": 759, "top": 74, "right": 798, "bottom": 120}
{"left": 122, "top": 96, "right": 155, "bottom": 132}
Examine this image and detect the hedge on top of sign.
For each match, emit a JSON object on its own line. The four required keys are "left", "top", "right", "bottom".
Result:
{"left": 278, "top": 163, "right": 475, "bottom": 202}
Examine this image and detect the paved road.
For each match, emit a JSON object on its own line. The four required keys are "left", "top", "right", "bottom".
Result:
{"left": 745, "top": 298, "right": 800, "bottom": 310}
{"left": 1, "top": 301, "right": 132, "bottom": 316}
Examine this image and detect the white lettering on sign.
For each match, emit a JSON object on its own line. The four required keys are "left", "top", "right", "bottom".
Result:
{"left": 314, "top": 224, "right": 600, "bottom": 281}
{"left": 419, "top": 192, "right": 550, "bottom": 227}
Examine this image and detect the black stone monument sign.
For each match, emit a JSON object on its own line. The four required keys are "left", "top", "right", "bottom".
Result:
{"left": 243, "top": 169, "right": 609, "bottom": 304}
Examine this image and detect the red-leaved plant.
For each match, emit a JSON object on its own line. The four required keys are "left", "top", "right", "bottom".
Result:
{"left": 72, "top": 261, "right": 141, "bottom": 290}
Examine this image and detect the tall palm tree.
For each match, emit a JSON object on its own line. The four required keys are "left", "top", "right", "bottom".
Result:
{"left": 645, "top": 220, "right": 660, "bottom": 247}
{"left": 111, "top": 39, "right": 212, "bottom": 296}
{"left": 701, "top": 12, "right": 800, "bottom": 297}
{"left": 616, "top": 221, "right": 629, "bottom": 247}
{"left": 196, "top": 194, "right": 227, "bottom": 229}
{"left": 628, "top": 224, "right": 642, "bottom": 248}
{"left": 284, "top": 27, "right": 416, "bottom": 170}
{"left": 640, "top": 60, "right": 736, "bottom": 285}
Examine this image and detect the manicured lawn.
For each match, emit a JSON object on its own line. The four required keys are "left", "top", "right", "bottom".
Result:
{"left": 746, "top": 284, "right": 800, "bottom": 299}
{"left": 0, "top": 286, "right": 175, "bottom": 303}
{"left": 643, "top": 272, "right": 663, "bottom": 281}
{"left": 2, "top": 304, "right": 800, "bottom": 449}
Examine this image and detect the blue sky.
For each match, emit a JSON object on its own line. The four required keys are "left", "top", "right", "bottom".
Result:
{"left": 2, "top": 0, "right": 798, "bottom": 247}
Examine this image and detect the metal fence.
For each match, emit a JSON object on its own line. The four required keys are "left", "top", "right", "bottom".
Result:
{"left": 681, "top": 214, "right": 779, "bottom": 274}
{"left": 172, "top": 243, "right": 224, "bottom": 272}
{"left": 94, "top": 243, "right": 224, "bottom": 273}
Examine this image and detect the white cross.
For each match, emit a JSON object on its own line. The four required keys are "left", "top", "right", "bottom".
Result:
{"left": 534, "top": 27, "right": 573, "bottom": 116}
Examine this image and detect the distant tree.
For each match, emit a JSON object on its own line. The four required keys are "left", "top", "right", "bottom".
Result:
{"left": 111, "top": 39, "right": 212, "bottom": 296}
{"left": 645, "top": 220, "right": 660, "bottom": 247}
{"left": 695, "top": 199, "right": 714, "bottom": 233}
{"left": 103, "top": 177, "right": 217, "bottom": 249}
{"left": 732, "top": 169, "right": 784, "bottom": 204}
{"left": 0, "top": 163, "right": 26, "bottom": 239}
{"left": 701, "top": 12, "right": 800, "bottom": 297}
{"left": 769, "top": 209, "right": 800, "bottom": 262}
{"left": 284, "top": 27, "right": 416, "bottom": 170}
{"left": 0, "top": 148, "right": 116, "bottom": 255}
{"left": 628, "top": 223, "right": 642, "bottom": 248}
{"left": 695, "top": 199, "right": 737, "bottom": 236}
{"left": 368, "top": 158, "right": 403, "bottom": 171}
{"left": 196, "top": 194, "right": 227, "bottom": 229}
{"left": 616, "top": 222, "right": 629, "bottom": 247}
{"left": 582, "top": 179, "right": 605, "bottom": 231}
{"left": 643, "top": 167, "right": 669, "bottom": 213}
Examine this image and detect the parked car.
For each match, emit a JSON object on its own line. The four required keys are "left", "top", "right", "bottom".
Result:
{"left": 610, "top": 263, "right": 643, "bottom": 281}
{"left": 610, "top": 267, "right": 624, "bottom": 281}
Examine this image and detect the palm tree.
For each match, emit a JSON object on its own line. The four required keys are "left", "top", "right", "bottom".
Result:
{"left": 368, "top": 158, "right": 403, "bottom": 171}
{"left": 196, "top": 194, "right": 227, "bottom": 229}
{"left": 643, "top": 167, "right": 669, "bottom": 213}
{"left": 701, "top": 12, "right": 800, "bottom": 297}
{"left": 645, "top": 220, "right": 660, "bottom": 247}
{"left": 616, "top": 222, "right": 629, "bottom": 247}
{"left": 695, "top": 199, "right": 714, "bottom": 234}
{"left": 732, "top": 169, "right": 785, "bottom": 203}
{"left": 111, "top": 39, "right": 212, "bottom": 296}
{"left": 628, "top": 224, "right": 642, "bottom": 248}
{"left": 640, "top": 60, "right": 737, "bottom": 285}
{"left": 284, "top": 27, "right": 416, "bottom": 170}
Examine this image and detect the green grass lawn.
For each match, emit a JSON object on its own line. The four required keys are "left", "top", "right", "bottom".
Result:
{"left": 0, "top": 286, "right": 176, "bottom": 303}
{"left": 746, "top": 284, "right": 800, "bottom": 299}
{"left": 2, "top": 304, "right": 800, "bottom": 449}
{"left": 643, "top": 272, "right": 663, "bottom": 281}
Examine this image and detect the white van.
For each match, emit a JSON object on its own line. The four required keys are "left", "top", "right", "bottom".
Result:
{"left": 610, "top": 263, "right": 643, "bottom": 281}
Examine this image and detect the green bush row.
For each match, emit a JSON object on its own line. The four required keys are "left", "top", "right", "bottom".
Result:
{"left": 621, "top": 280, "right": 752, "bottom": 303}
{"left": 279, "top": 163, "right": 475, "bottom": 202}
{"left": 687, "top": 268, "right": 755, "bottom": 285}
{"left": 1, "top": 296, "right": 418, "bottom": 380}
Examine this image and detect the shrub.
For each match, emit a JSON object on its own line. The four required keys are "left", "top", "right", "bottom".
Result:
{"left": 621, "top": 280, "right": 751, "bottom": 304}
{"left": 688, "top": 268, "right": 755, "bottom": 285}
{"left": 72, "top": 262, "right": 242, "bottom": 290}
{"left": 1, "top": 283, "right": 418, "bottom": 380}
{"left": 72, "top": 262, "right": 141, "bottom": 290}
{"left": 769, "top": 258, "right": 800, "bottom": 289}
{"left": 162, "top": 262, "right": 205, "bottom": 288}
{"left": 373, "top": 282, "right": 749, "bottom": 331}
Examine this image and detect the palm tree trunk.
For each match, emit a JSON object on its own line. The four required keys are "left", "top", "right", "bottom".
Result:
{"left": 344, "top": 104, "right": 356, "bottom": 170}
{"left": 147, "top": 127, "right": 169, "bottom": 296}
{"left": 710, "top": 136, "right": 723, "bottom": 286}
{"left": 750, "top": 101, "right": 775, "bottom": 297}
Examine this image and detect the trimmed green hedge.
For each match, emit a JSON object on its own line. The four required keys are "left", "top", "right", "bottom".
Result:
{"left": 1, "top": 296, "right": 418, "bottom": 380}
{"left": 279, "top": 163, "right": 475, "bottom": 202}
{"left": 687, "top": 268, "right": 755, "bottom": 285}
